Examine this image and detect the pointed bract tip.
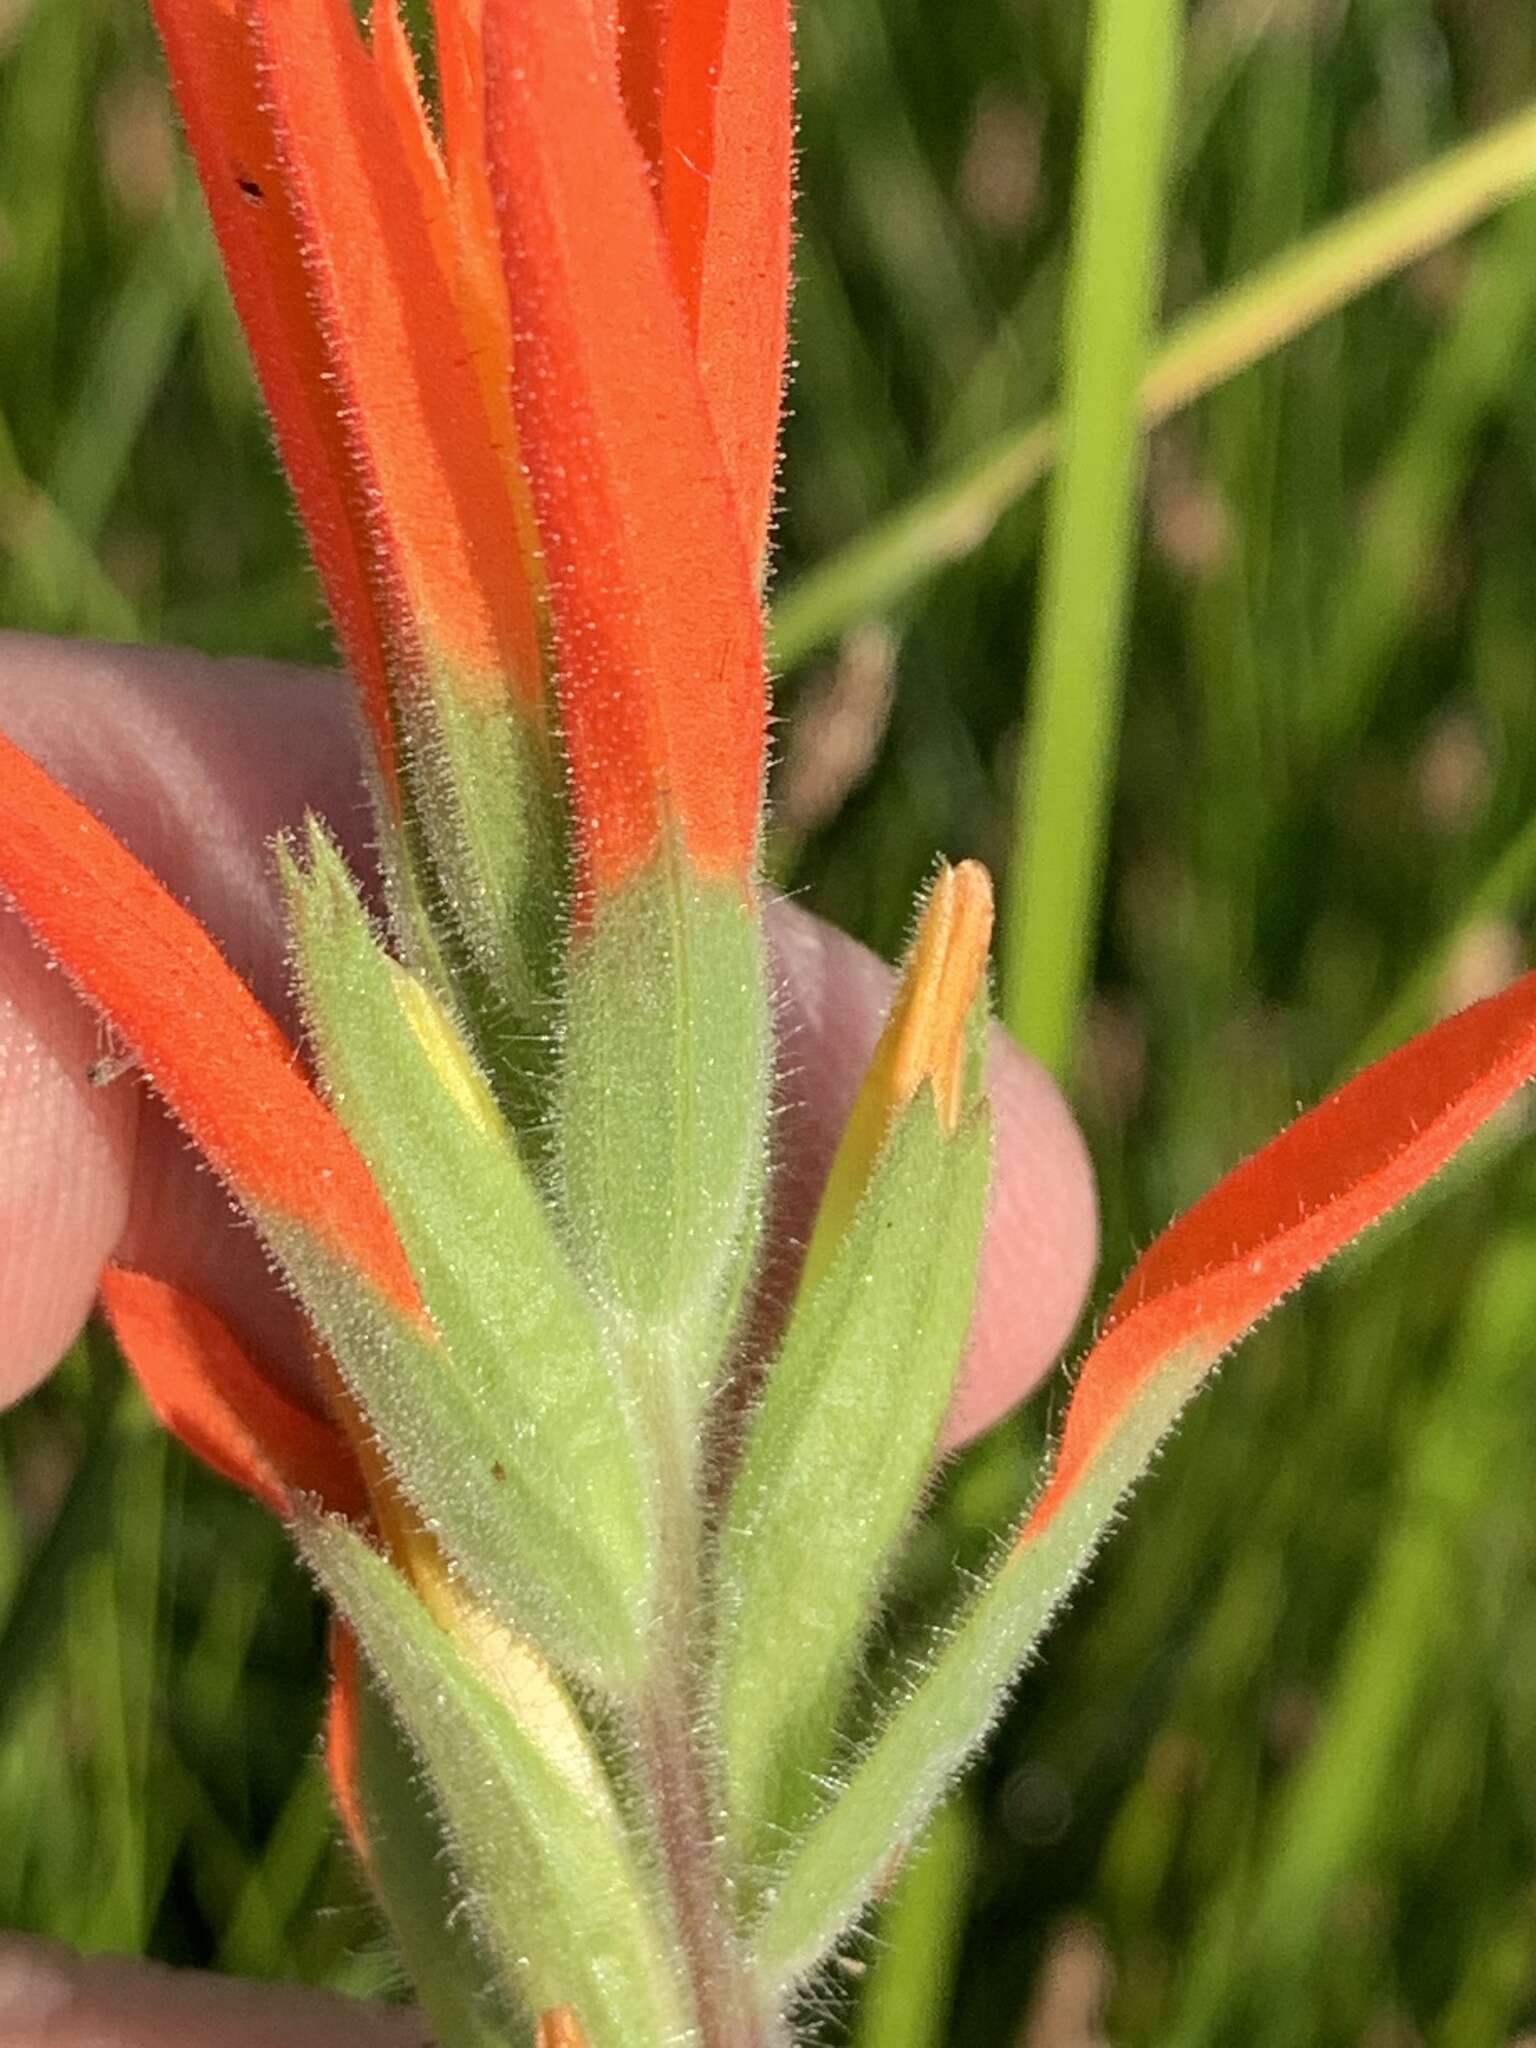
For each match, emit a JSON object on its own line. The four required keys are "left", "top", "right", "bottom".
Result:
{"left": 799, "top": 860, "right": 994, "bottom": 1296}
{"left": 1020, "top": 961, "right": 1536, "bottom": 1545}
{"left": 887, "top": 859, "right": 994, "bottom": 1136}
{"left": 537, "top": 2008, "right": 589, "bottom": 2048}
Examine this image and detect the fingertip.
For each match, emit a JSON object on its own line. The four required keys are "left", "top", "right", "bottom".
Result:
{"left": 0, "top": 636, "right": 369, "bottom": 1412}
{"left": 0, "top": 1935, "right": 429, "bottom": 2047}
{"left": 939, "top": 1021, "right": 1098, "bottom": 1447}
{"left": 0, "top": 634, "right": 370, "bottom": 1015}
{"left": 0, "top": 915, "right": 138, "bottom": 1407}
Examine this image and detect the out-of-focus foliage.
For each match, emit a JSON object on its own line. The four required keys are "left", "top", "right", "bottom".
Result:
{"left": 4, "top": 0, "right": 1536, "bottom": 2041}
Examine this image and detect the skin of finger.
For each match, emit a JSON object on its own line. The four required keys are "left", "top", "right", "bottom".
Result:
{"left": 0, "top": 1935, "right": 430, "bottom": 2048}
{"left": 0, "top": 633, "right": 372, "bottom": 1407}
{"left": 0, "top": 633, "right": 1097, "bottom": 1438}
{"left": 0, "top": 925, "right": 138, "bottom": 1391}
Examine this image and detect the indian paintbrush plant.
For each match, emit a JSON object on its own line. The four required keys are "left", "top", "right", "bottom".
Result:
{"left": 4, "top": 2, "right": 1536, "bottom": 2044}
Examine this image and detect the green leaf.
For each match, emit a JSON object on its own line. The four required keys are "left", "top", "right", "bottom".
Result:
{"left": 750, "top": 1342, "right": 1213, "bottom": 1993}
{"left": 556, "top": 853, "right": 771, "bottom": 1398}
{"left": 283, "top": 830, "right": 654, "bottom": 1688}
{"left": 716, "top": 1093, "right": 991, "bottom": 1879}
{"left": 302, "top": 1518, "right": 689, "bottom": 2048}
{"left": 753, "top": 949, "right": 1536, "bottom": 1981}
{"left": 281, "top": 1245, "right": 648, "bottom": 1687}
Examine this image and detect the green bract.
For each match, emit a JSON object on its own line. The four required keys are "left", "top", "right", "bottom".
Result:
{"left": 556, "top": 856, "right": 772, "bottom": 1380}
{"left": 303, "top": 1518, "right": 689, "bottom": 2048}
{"left": 285, "top": 839, "right": 1018, "bottom": 2044}
{"left": 718, "top": 1090, "right": 992, "bottom": 1881}
{"left": 285, "top": 830, "right": 657, "bottom": 1687}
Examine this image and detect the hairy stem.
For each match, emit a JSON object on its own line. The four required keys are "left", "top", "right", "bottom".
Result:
{"left": 637, "top": 1345, "right": 774, "bottom": 2048}
{"left": 640, "top": 1683, "right": 770, "bottom": 2048}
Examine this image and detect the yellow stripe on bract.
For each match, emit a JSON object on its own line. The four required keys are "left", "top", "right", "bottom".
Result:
{"left": 423, "top": 1576, "right": 614, "bottom": 1813}
{"left": 390, "top": 966, "right": 504, "bottom": 1142}
{"left": 799, "top": 861, "right": 994, "bottom": 1297}
{"left": 361, "top": 1451, "right": 614, "bottom": 1812}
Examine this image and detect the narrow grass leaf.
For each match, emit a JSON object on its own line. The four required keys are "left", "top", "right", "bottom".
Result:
{"left": 1001, "top": 0, "right": 1183, "bottom": 1075}
{"left": 770, "top": 95, "right": 1536, "bottom": 671}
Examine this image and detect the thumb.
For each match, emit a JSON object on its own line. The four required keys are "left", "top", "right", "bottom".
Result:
{"left": 0, "top": 1937, "right": 428, "bottom": 2048}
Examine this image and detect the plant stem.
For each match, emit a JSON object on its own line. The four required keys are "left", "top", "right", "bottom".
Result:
{"left": 637, "top": 1348, "right": 771, "bottom": 2048}
{"left": 640, "top": 1683, "right": 770, "bottom": 2048}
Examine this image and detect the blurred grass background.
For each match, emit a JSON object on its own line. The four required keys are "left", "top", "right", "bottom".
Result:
{"left": 4, "top": 0, "right": 1536, "bottom": 2041}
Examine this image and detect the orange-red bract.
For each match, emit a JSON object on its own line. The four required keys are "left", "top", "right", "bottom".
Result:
{"left": 150, "top": 0, "right": 400, "bottom": 789}
{"left": 101, "top": 1266, "right": 369, "bottom": 1522}
{"left": 662, "top": 0, "right": 793, "bottom": 564}
{"left": 242, "top": 0, "right": 542, "bottom": 704}
{"left": 325, "top": 1623, "right": 369, "bottom": 1863}
{"left": 150, "top": 0, "right": 544, "bottom": 805}
{"left": 621, "top": 0, "right": 793, "bottom": 565}
{"left": 0, "top": 731, "right": 421, "bottom": 1316}
{"left": 485, "top": 0, "right": 768, "bottom": 898}
{"left": 152, "top": 0, "right": 789, "bottom": 887}
{"left": 1025, "top": 966, "right": 1536, "bottom": 1537}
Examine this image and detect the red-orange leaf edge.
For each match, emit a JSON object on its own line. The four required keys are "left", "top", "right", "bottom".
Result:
{"left": 101, "top": 1267, "right": 369, "bottom": 1523}
{"left": 149, "top": 0, "right": 399, "bottom": 791}
{"left": 243, "top": 0, "right": 541, "bottom": 707}
{"left": 0, "top": 733, "right": 421, "bottom": 1317}
{"left": 326, "top": 1622, "right": 369, "bottom": 1863}
{"left": 655, "top": 0, "right": 792, "bottom": 565}
{"left": 1026, "top": 967, "right": 1536, "bottom": 1538}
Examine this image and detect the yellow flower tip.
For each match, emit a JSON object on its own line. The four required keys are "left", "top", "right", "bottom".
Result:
{"left": 389, "top": 965, "right": 503, "bottom": 1143}
{"left": 800, "top": 860, "right": 994, "bottom": 1297}
{"left": 537, "top": 2009, "right": 589, "bottom": 2048}
{"left": 885, "top": 858, "right": 994, "bottom": 1137}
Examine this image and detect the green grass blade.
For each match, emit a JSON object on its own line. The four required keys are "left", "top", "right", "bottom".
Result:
{"left": 47, "top": 200, "right": 214, "bottom": 544}
{"left": 1307, "top": 192, "right": 1536, "bottom": 757}
{"left": 999, "top": 0, "right": 1183, "bottom": 1072}
{"left": 849, "top": 1798, "right": 977, "bottom": 2048}
{"left": 770, "top": 96, "right": 1536, "bottom": 673}
{"left": 1165, "top": 1230, "right": 1536, "bottom": 2044}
